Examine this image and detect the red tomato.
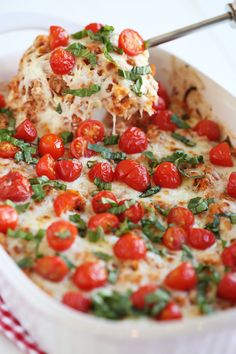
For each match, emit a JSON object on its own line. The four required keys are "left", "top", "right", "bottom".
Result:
{"left": 50, "top": 48, "right": 75, "bottom": 75}
{"left": 0, "top": 94, "right": 6, "bottom": 108}
{"left": 227, "top": 172, "right": 236, "bottom": 198}
{"left": 118, "top": 29, "right": 144, "bottom": 56}
{"left": 73, "top": 262, "right": 107, "bottom": 290}
{"left": 130, "top": 284, "right": 157, "bottom": 309}
{"left": 85, "top": 23, "right": 102, "bottom": 33}
{"left": 194, "top": 119, "right": 220, "bottom": 142}
{"left": 209, "top": 142, "right": 233, "bottom": 167}
{"left": 153, "top": 162, "right": 182, "bottom": 189}
{"left": 39, "top": 133, "right": 64, "bottom": 159}
{"left": 14, "top": 119, "right": 37, "bottom": 142}
{"left": 187, "top": 228, "right": 215, "bottom": 250}
{"left": 49, "top": 25, "right": 69, "bottom": 50}
{"left": 113, "top": 232, "right": 147, "bottom": 260}
{"left": 0, "top": 171, "right": 32, "bottom": 202}
{"left": 0, "top": 142, "right": 19, "bottom": 158}
{"left": 34, "top": 256, "right": 69, "bottom": 282}
{"left": 53, "top": 191, "right": 85, "bottom": 216}
{"left": 157, "top": 302, "right": 182, "bottom": 321}
{"left": 119, "top": 127, "right": 148, "bottom": 154}
{"left": 164, "top": 262, "right": 197, "bottom": 291}
{"left": 70, "top": 136, "right": 95, "bottom": 159}
{"left": 91, "top": 190, "right": 118, "bottom": 213}
{"left": 152, "top": 97, "right": 166, "bottom": 112}
{"left": 151, "top": 110, "right": 177, "bottom": 132}
{"left": 0, "top": 205, "right": 18, "bottom": 233}
{"left": 217, "top": 272, "right": 236, "bottom": 302}
{"left": 163, "top": 227, "right": 187, "bottom": 251}
{"left": 36, "top": 153, "right": 56, "bottom": 180}
{"left": 118, "top": 200, "right": 144, "bottom": 223}
{"left": 46, "top": 220, "right": 77, "bottom": 251}
{"left": 88, "top": 213, "right": 119, "bottom": 233}
{"left": 62, "top": 291, "right": 91, "bottom": 313}
{"left": 55, "top": 159, "right": 82, "bottom": 182}
{"left": 76, "top": 120, "right": 105, "bottom": 143}
{"left": 167, "top": 207, "right": 194, "bottom": 229}
{"left": 221, "top": 242, "right": 236, "bottom": 269}
{"left": 88, "top": 162, "right": 114, "bottom": 183}
{"left": 115, "top": 160, "right": 150, "bottom": 192}
{"left": 157, "top": 81, "right": 170, "bottom": 108}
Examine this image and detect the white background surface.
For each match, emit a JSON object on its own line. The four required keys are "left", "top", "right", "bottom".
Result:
{"left": 0, "top": 0, "right": 235, "bottom": 353}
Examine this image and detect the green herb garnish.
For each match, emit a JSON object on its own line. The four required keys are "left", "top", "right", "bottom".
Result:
{"left": 115, "top": 219, "right": 139, "bottom": 236}
{"left": 139, "top": 185, "right": 160, "bottom": 198}
{"left": 94, "top": 177, "right": 112, "bottom": 191}
{"left": 67, "top": 42, "right": 97, "bottom": 66}
{"left": 5, "top": 200, "right": 30, "bottom": 213}
{"left": 93, "top": 252, "right": 113, "bottom": 261}
{"left": 29, "top": 176, "right": 66, "bottom": 201}
{"left": 87, "top": 226, "right": 105, "bottom": 242}
{"left": 104, "top": 135, "right": 119, "bottom": 145}
{"left": 188, "top": 197, "right": 214, "bottom": 215}
{"left": 60, "top": 131, "right": 73, "bottom": 144}
{"left": 182, "top": 244, "right": 193, "bottom": 261}
{"left": 64, "top": 84, "right": 101, "bottom": 97}
{"left": 17, "top": 257, "right": 34, "bottom": 269}
{"left": 59, "top": 254, "right": 76, "bottom": 269}
{"left": 118, "top": 65, "right": 151, "bottom": 81}
{"left": 56, "top": 103, "right": 62, "bottom": 114}
{"left": 108, "top": 199, "right": 136, "bottom": 214}
{"left": 141, "top": 213, "right": 166, "bottom": 243}
{"left": 87, "top": 143, "right": 126, "bottom": 162}
{"left": 69, "top": 213, "right": 87, "bottom": 237}
{"left": 131, "top": 77, "right": 143, "bottom": 97}
{"left": 171, "top": 132, "right": 196, "bottom": 147}
{"left": 0, "top": 107, "right": 15, "bottom": 130}
{"left": 171, "top": 114, "right": 190, "bottom": 129}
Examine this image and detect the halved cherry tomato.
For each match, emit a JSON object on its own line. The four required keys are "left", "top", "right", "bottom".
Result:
{"left": 14, "top": 119, "right": 37, "bottom": 142}
{"left": 153, "top": 162, "right": 182, "bottom": 189}
{"left": 70, "top": 136, "right": 95, "bottom": 159}
{"left": 118, "top": 200, "right": 144, "bottom": 223}
{"left": 88, "top": 213, "right": 119, "bottom": 233}
{"left": 53, "top": 191, "right": 85, "bottom": 216}
{"left": 50, "top": 48, "right": 75, "bottom": 75}
{"left": 164, "top": 262, "right": 197, "bottom": 291}
{"left": 187, "top": 228, "right": 215, "bottom": 250}
{"left": 49, "top": 25, "right": 69, "bottom": 50}
{"left": 227, "top": 172, "right": 236, "bottom": 198}
{"left": 0, "top": 142, "right": 18, "bottom": 158}
{"left": 152, "top": 96, "right": 166, "bottom": 112}
{"left": 209, "top": 142, "right": 233, "bottom": 167}
{"left": 163, "top": 227, "right": 187, "bottom": 251}
{"left": 0, "top": 171, "right": 32, "bottom": 202}
{"left": 217, "top": 272, "right": 236, "bottom": 302}
{"left": 85, "top": 23, "right": 103, "bottom": 33}
{"left": 34, "top": 256, "right": 69, "bottom": 282}
{"left": 55, "top": 159, "right": 82, "bottom": 182}
{"left": 36, "top": 153, "right": 56, "bottom": 180}
{"left": 167, "top": 207, "right": 194, "bottom": 229}
{"left": 157, "top": 302, "right": 182, "bottom": 321}
{"left": 115, "top": 160, "right": 150, "bottom": 192}
{"left": 119, "top": 127, "right": 147, "bottom": 154}
{"left": 91, "top": 190, "right": 118, "bottom": 213}
{"left": 221, "top": 242, "right": 236, "bottom": 269}
{"left": 76, "top": 120, "right": 105, "bottom": 143}
{"left": 0, "top": 205, "right": 18, "bottom": 233}
{"left": 46, "top": 220, "right": 77, "bottom": 252}
{"left": 0, "top": 94, "right": 6, "bottom": 108}
{"left": 113, "top": 232, "right": 147, "bottom": 260}
{"left": 88, "top": 162, "right": 114, "bottom": 183}
{"left": 62, "top": 291, "right": 91, "bottom": 313}
{"left": 157, "top": 81, "right": 170, "bottom": 108}
{"left": 151, "top": 110, "right": 177, "bottom": 132}
{"left": 194, "top": 119, "right": 220, "bottom": 141}
{"left": 39, "top": 133, "right": 64, "bottom": 159}
{"left": 118, "top": 29, "right": 144, "bottom": 56}
{"left": 130, "top": 284, "right": 157, "bottom": 310}
{"left": 73, "top": 262, "right": 107, "bottom": 290}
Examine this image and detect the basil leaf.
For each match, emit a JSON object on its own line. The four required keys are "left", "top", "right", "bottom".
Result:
{"left": 182, "top": 244, "right": 193, "bottom": 261}
{"left": 115, "top": 219, "right": 139, "bottom": 237}
{"left": 87, "top": 143, "right": 126, "bottom": 162}
{"left": 108, "top": 199, "right": 136, "bottom": 214}
{"left": 104, "top": 135, "right": 119, "bottom": 145}
{"left": 59, "top": 254, "right": 76, "bottom": 269}
{"left": 7, "top": 228, "right": 34, "bottom": 241}
{"left": 160, "top": 150, "right": 186, "bottom": 163}
{"left": 94, "top": 177, "right": 112, "bottom": 191}
{"left": 69, "top": 213, "right": 87, "bottom": 237}
{"left": 101, "top": 197, "right": 117, "bottom": 206}
{"left": 64, "top": 84, "right": 101, "bottom": 97}
{"left": 5, "top": 200, "right": 30, "bottom": 213}
{"left": 107, "top": 267, "right": 119, "bottom": 284}
{"left": 131, "top": 77, "right": 143, "bottom": 97}
{"left": 171, "top": 132, "right": 196, "bottom": 147}
{"left": 145, "top": 289, "right": 170, "bottom": 316}
{"left": 87, "top": 226, "right": 105, "bottom": 242}
{"left": 60, "top": 131, "right": 73, "bottom": 144}
{"left": 34, "top": 229, "right": 46, "bottom": 257}
{"left": 67, "top": 42, "right": 97, "bottom": 66}
{"left": 104, "top": 44, "right": 116, "bottom": 64}
{"left": 171, "top": 114, "right": 190, "bottom": 129}
{"left": 56, "top": 103, "right": 62, "bottom": 114}
{"left": 93, "top": 252, "right": 113, "bottom": 261}
{"left": 118, "top": 65, "right": 151, "bottom": 81}
{"left": 175, "top": 153, "right": 205, "bottom": 179}
{"left": 86, "top": 160, "right": 98, "bottom": 168}
{"left": 155, "top": 205, "right": 170, "bottom": 217}
{"left": 139, "top": 185, "right": 160, "bottom": 198}
{"left": 17, "top": 257, "right": 34, "bottom": 269}
{"left": 71, "top": 29, "right": 90, "bottom": 39}
{"left": 55, "top": 230, "right": 71, "bottom": 239}
{"left": 141, "top": 215, "right": 166, "bottom": 243}
{"left": 205, "top": 212, "right": 236, "bottom": 238}
{"left": 30, "top": 176, "right": 66, "bottom": 201}
{"left": 188, "top": 197, "right": 214, "bottom": 215}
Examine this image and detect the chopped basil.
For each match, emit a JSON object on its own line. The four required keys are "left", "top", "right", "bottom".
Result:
{"left": 131, "top": 77, "right": 143, "bottom": 97}
{"left": 118, "top": 65, "right": 151, "bottom": 81}
{"left": 155, "top": 205, "right": 170, "bottom": 217}
{"left": 60, "top": 131, "right": 73, "bottom": 144}
{"left": 139, "top": 185, "right": 160, "bottom": 198}
{"left": 29, "top": 176, "right": 66, "bottom": 201}
{"left": 87, "top": 226, "right": 105, "bottom": 242}
{"left": 94, "top": 177, "right": 112, "bottom": 191}
{"left": 56, "top": 103, "right": 62, "bottom": 114}
{"left": 171, "top": 114, "right": 190, "bottom": 129}
{"left": 107, "top": 267, "right": 119, "bottom": 284}
{"left": 143, "top": 151, "right": 159, "bottom": 174}
{"left": 188, "top": 197, "right": 214, "bottom": 215}
{"left": 174, "top": 153, "right": 205, "bottom": 179}
{"left": 17, "top": 257, "right": 34, "bottom": 269}
{"left": 7, "top": 228, "right": 34, "bottom": 241}
{"left": 5, "top": 200, "right": 30, "bottom": 213}
{"left": 86, "top": 160, "right": 98, "bottom": 168}
{"left": 108, "top": 199, "right": 136, "bottom": 214}
{"left": 34, "top": 229, "right": 46, "bottom": 257}
{"left": 93, "top": 252, "right": 113, "bottom": 261}
{"left": 101, "top": 197, "right": 117, "bottom": 206}
{"left": 160, "top": 150, "right": 186, "bottom": 163}
{"left": 67, "top": 42, "right": 97, "bottom": 66}
{"left": 182, "top": 244, "right": 193, "bottom": 261}
{"left": 104, "top": 135, "right": 119, "bottom": 146}
{"left": 69, "top": 213, "right": 87, "bottom": 237}
{"left": 55, "top": 230, "right": 71, "bottom": 239}
{"left": 141, "top": 214, "right": 166, "bottom": 243}
{"left": 59, "top": 254, "right": 76, "bottom": 269}
{"left": 205, "top": 212, "right": 236, "bottom": 238}
{"left": 64, "top": 84, "right": 101, "bottom": 97}
{"left": 145, "top": 289, "right": 170, "bottom": 317}
{"left": 71, "top": 29, "right": 90, "bottom": 39}
{"left": 115, "top": 219, "right": 139, "bottom": 236}
{"left": 87, "top": 143, "right": 126, "bottom": 162}
{"left": 104, "top": 44, "right": 116, "bottom": 64}
{"left": 171, "top": 132, "right": 196, "bottom": 147}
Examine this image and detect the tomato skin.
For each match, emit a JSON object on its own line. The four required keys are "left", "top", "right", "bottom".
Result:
{"left": 88, "top": 213, "right": 119, "bottom": 233}
{"left": 14, "top": 119, "right": 37, "bottom": 142}
{"left": 53, "top": 191, "right": 85, "bottom": 216}
{"left": 221, "top": 242, "right": 236, "bottom": 269}
{"left": 114, "top": 232, "right": 147, "bottom": 260}
{"left": 92, "top": 190, "right": 118, "bottom": 213}
{"left": 62, "top": 291, "right": 91, "bottom": 313}
{"left": 164, "top": 262, "right": 197, "bottom": 291}
{"left": 187, "top": 228, "right": 216, "bottom": 250}
{"left": 0, "top": 142, "right": 19, "bottom": 158}
{"left": 217, "top": 272, "right": 236, "bottom": 302}
{"left": 85, "top": 23, "right": 102, "bottom": 33}
{"left": 39, "top": 133, "right": 64, "bottom": 159}
{"left": 115, "top": 160, "right": 150, "bottom": 192}
{"left": 70, "top": 136, "right": 95, "bottom": 159}
{"left": 118, "top": 29, "right": 144, "bottom": 56}
{"left": 157, "top": 81, "right": 170, "bottom": 108}
{"left": 118, "top": 200, "right": 144, "bottom": 223}
{"left": 49, "top": 25, "right": 69, "bottom": 50}
{"left": 119, "top": 127, "right": 148, "bottom": 154}
{"left": 0, "top": 205, "right": 18, "bottom": 233}
{"left": 46, "top": 220, "right": 77, "bottom": 251}
{"left": 36, "top": 153, "right": 57, "bottom": 180}
{"left": 194, "top": 119, "right": 221, "bottom": 142}
{"left": 152, "top": 97, "right": 166, "bottom": 112}
{"left": 163, "top": 227, "right": 187, "bottom": 251}
{"left": 88, "top": 162, "right": 114, "bottom": 183}
{"left": 151, "top": 110, "right": 177, "bottom": 132}
{"left": 50, "top": 48, "right": 75, "bottom": 75}
{"left": 209, "top": 142, "right": 233, "bottom": 167}
{"left": 0, "top": 94, "right": 6, "bottom": 108}
{"left": 76, "top": 120, "right": 105, "bottom": 143}
{"left": 55, "top": 159, "right": 82, "bottom": 182}
{"left": 73, "top": 262, "right": 107, "bottom": 291}
{"left": 157, "top": 302, "right": 182, "bottom": 321}
{"left": 167, "top": 207, "right": 194, "bottom": 229}
{"left": 153, "top": 162, "right": 182, "bottom": 189}
{"left": 131, "top": 285, "right": 157, "bottom": 310}
{"left": 0, "top": 171, "right": 32, "bottom": 202}
{"left": 34, "top": 256, "right": 69, "bottom": 282}
{"left": 227, "top": 172, "right": 236, "bottom": 198}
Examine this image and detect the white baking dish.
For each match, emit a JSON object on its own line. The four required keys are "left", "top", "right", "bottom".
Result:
{"left": 1, "top": 17, "right": 236, "bottom": 354}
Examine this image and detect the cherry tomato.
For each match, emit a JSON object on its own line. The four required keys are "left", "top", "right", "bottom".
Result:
{"left": 36, "top": 153, "right": 56, "bottom": 180}
{"left": 115, "top": 160, "right": 150, "bottom": 192}
{"left": 62, "top": 291, "right": 91, "bottom": 313}
{"left": 113, "top": 232, "right": 147, "bottom": 260}
{"left": 118, "top": 200, "right": 144, "bottom": 223}
{"left": 217, "top": 272, "right": 236, "bottom": 302}
{"left": 88, "top": 162, "right": 114, "bottom": 183}
{"left": 0, "top": 205, "right": 18, "bottom": 233}
{"left": 130, "top": 284, "right": 157, "bottom": 310}
{"left": 152, "top": 96, "right": 166, "bottom": 112}
{"left": 157, "top": 302, "right": 182, "bottom": 321}
{"left": 0, "top": 142, "right": 19, "bottom": 158}
{"left": 151, "top": 110, "right": 177, "bottom": 132}
{"left": 187, "top": 228, "right": 216, "bottom": 250}
{"left": 0, "top": 94, "right": 6, "bottom": 108}
{"left": 70, "top": 136, "right": 95, "bottom": 159}
{"left": 49, "top": 25, "right": 69, "bottom": 50}
{"left": 85, "top": 23, "right": 102, "bottom": 33}
{"left": 53, "top": 191, "right": 85, "bottom": 216}
{"left": 221, "top": 242, "right": 236, "bottom": 269}
{"left": 76, "top": 120, "right": 105, "bottom": 143}
{"left": 157, "top": 81, "right": 170, "bottom": 108}
{"left": 39, "top": 133, "right": 64, "bottom": 159}
{"left": 194, "top": 119, "right": 220, "bottom": 142}
{"left": 163, "top": 227, "right": 187, "bottom": 251}
{"left": 227, "top": 172, "right": 236, "bottom": 198}
{"left": 34, "top": 256, "right": 69, "bottom": 282}
{"left": 153, "top": 162, "right": 182, "bottom": 189}
{"left": 0, "top": 171, "right": 32, "bottom": 202}
{"left": 167, "top": 206, "right": 194, "bottom": 229}
{"left": 209, "top": 142, "right": 233, "bottom": 167}
{"left": 46, "top": 220, "right": 77, "bottom": 252}
{"left": 91, "top": 190, "right": 118, "bottom": 213}
{"left": 50, "top": 48, "right": 75, "bottom": 75}
{"left": 164, "top": 262, "right": 197, "bottom": 291}
{"left": 88, "top": 213, "right": 119, "bottom": 233}
{"left": 119, "top": 127, "right": 148, "bottom": 154}
{"left": 118, "top": 29, "right": 144, "bottom": 56}
{"left": 73, "top": 262, "right": 107, "bottom": 290}
{"left": 55, "top": 159, "right": 82, "bottom": 182}
{"left": 14, "top": 119, "right": 37, "bottom": 142}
